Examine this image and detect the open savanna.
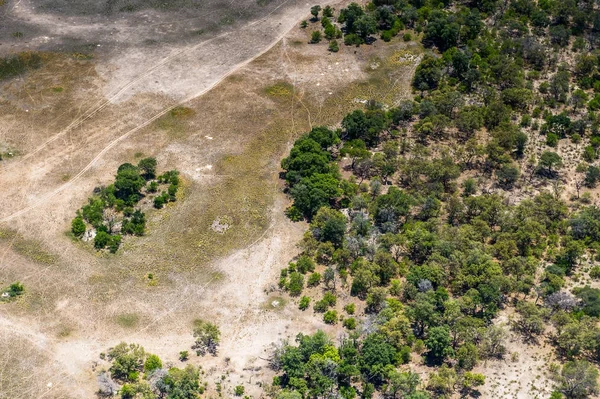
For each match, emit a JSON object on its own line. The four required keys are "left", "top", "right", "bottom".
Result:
{"left": 0, "top": 4, "right": 422, "bottom": 397}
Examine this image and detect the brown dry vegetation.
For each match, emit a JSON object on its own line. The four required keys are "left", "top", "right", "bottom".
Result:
{"left": 0, "top": 1, "right": 427, "bottom": 396}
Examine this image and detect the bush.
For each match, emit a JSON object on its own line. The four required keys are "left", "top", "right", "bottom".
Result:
{"left": 344, "top": 303, "right": 355, "bottom": 314}
{"left": 310, "top": 31, "right": 322, "bottom": 43}
{"left": 94, "top": 231, "right": 111, "bottom": 249}
{"left": 343, "top": 317, "right": 356, "bottom": 329}
{"left": 144, "top": 354, "right": 162, "bottom": 372}
{"left": 328, "top": 39, "right": 339, "bottom": 52}
{"left": 234, "top": 386, "right": 245, "bottom": 396}
{"left": 314, "top": 299, "right": 328, "bottom": 312}
{"left": 308, "top": 272, "right": 322, "bottom": 287}
{"left": 403, "top": 32, "right": 412, "bottom": 41}
{"left": 71, "top": 217, "right": 86, "bottom": 237}
{"left": 546, "top": 132, "right": 559, "bottom": 147}
{"left": 299, "top": 296, "right": 310, "bottom": 310}
{"left": 288, "top": 272, "right": 304, "bottom": 296}
{"left": 8, "top": 282, "right": 24, "bottom": 297}
{"left": 108, "top": 235, "right": 122, "bottom": 254}
{"left": 323, "top": 310, "right": 338, "bottom": 324}
{"left": 590, "top": 266, "right": 600, "bottom": 279}
{"left": 296, "top": 256, "right": 316, "bottom": 274}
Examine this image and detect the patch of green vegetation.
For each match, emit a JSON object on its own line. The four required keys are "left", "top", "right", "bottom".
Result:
{"left": 72, "top": 158, "right": 179, "bottom": 253}
{"left": 265, "top": 82, "right": 294, "bottom": 98}
{"left": 0, "top": 234, "right": 58, "bottom": 265}
{"left": 115, "top": 313, "right": 140, "bottom": 329}
{"left": 52, "top": 86, "right": 64, "bottom": 92}
{"left": 0, "top": 52, "right": 42, "bottom": 81}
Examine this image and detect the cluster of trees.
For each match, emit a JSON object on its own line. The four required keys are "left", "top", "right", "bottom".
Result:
{"left": 98, "top": 342, "right": 205, "bottom": 398}
{"left": 1, "top": 281, "right": 24, "bottom": 301}
{"left": 71, "top": 158, "right": 179, "bottom": 253}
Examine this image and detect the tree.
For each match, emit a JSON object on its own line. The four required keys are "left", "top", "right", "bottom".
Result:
{"left": 555, "top": 360, "right": 599, "bottom": 399}
{"left": 497, "top": 164, "right": 520, "bottom": 189}
{"left": 514, "top": 301, "right": 548, "bottom": 341}
{"left": 71, "top": 216, "right": 86, "bottom": 237}
{"left": 425, "top": 327, "right": 454, "bottom": 364}
{"left": 192, "top": 321, "right": 221, "bottom": 356}
{"left": 144, "top": 354, "right": 162, "bottom": 373}
{"left": 290, "top": 173, "right": 341, "bottom": 219}
{"left": 310, "top": 5, "right": 321, "bottom": 21}
{"left": 158, "top": 365, "right": 203, "bottom": 398}
{"left": 108, "top": 343, "right": 146, "bottom": 381}
{"left": 94, "top": 231, "right": 111, "bottom": 249}
{"left": 115, "top": 164, "right": 145, "bottom": 205}
{"left": 310, "top": 207, "right": 347, "bottom": 247}
{"left": 413, "top": 56, "right": 442, "bottom": 92}
{"left": 538, "top": 151, "right": 563, "bottom": 177}
{"left": 137, "top": 157, "right": 157, "bottom": 180}
{"left": 289, "top": 272, "right": 305, "bottom": 296}
{"left": 386, "top": 370, "right": 421, "bottom": 398}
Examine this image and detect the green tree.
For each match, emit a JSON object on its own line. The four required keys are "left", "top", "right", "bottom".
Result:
{"left": 289, "top": 272, "right": 305, "bottom": 296}
{"left": 144, "top": 354, "right": 162, "bottom": 373}
{"left": 556, "top": 360, "right": 599, "bottom": 399}
{"left": 310, "top": 5, "right": 322, "bottom": 21}
{"left": 425, "top": 327, "right": 454, "bottom": 364}
{"left": 538, "top": 151, "right": 563, "bottom": 177}
{"left": 192, "top": 321, "right": 221, "bottom": 356}
{"left": 71, "top": 216, "right": 86, "bottom": 237}
{"left": 137, "top": 157, "right": 157, "bottom": 180}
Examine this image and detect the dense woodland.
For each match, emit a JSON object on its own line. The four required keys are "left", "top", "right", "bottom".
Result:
{"left": 274, "top": 0, "right": 600, "bottom": 398}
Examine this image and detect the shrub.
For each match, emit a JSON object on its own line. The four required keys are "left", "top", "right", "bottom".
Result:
{"left": 296, "top": 256, "right": 315, "bottom": 274}
{"left": 323, "top": 292, "right": 337, "bottom": 306}
{"left": 343, "top": 317, "right": 356, "bottom": 329}
{"left": 108, "top": 235, "right": 122, "bottom": 254}
{"left": 311, "top": 31, "right": 322, "bottom": 43}
{"left": 71, "top": 217, "right": 86, "bottom": 237}
{"left": 299, "top": 296, "right": 310, "bottom": 310}
{"left": 403, "top": 32, "right": 412, "bottom": 41}
{"left": 314, "top": 299, "right": 328, "bottom": 312}
{"left": 234, "top": 386, "right": 245, "bottom": 396}
{"left": 8, "top": 282, "right": 24, "bottom": 297}
{"left": 94, "top": 231, "right": 111, "bottom": 249}
{"left": 323, "top": 310, "right": 338, "bottom": 324}
{"left": 144, "top": 354, "right": 162, "bottom": 372}
{"left": 344, "top": 303, "right": 355, "bottom": 314}
{"left": 328, "top": 39, "right": 339, "bottom": 52}
{"left": 546, "top": 132, "right": 559, "bottom": 147}
{"left": 590, "top": 266, "right": 600, "bottom": 279}
{"left": 179, "top": 351, "right": 189, "bottom": 361}
{"left": 192, "top": 321, "right": 221, "bottom": 356}
{"left": 308, "top": 272, "right": 322, "bottom": 287}
{"left": 288, "top": 272, "right": 304, "bottom": 296}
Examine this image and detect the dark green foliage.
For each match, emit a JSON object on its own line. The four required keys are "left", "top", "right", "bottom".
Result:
{"left": 137, "top": 157, "right": 157, "bottom": 180}
{"left": 0, "top": 52, "right": 42, "bottom": 81}
{"left": 71, "top": 216, "right": 86, "bottom": 237}
{"left": 288, "top": 272, "right": 305, "bottom": 296}
{"left": 7, "top": 282, "right": 24, "bottom": 298}
{"left": 573, "top": 287, "right": 600, "bottom": 317}
{"left": 94, "top": 231, "right": 111, "bottom": 249}
{"left": 74, "top": 160, "right": 177, "bottom": 253}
